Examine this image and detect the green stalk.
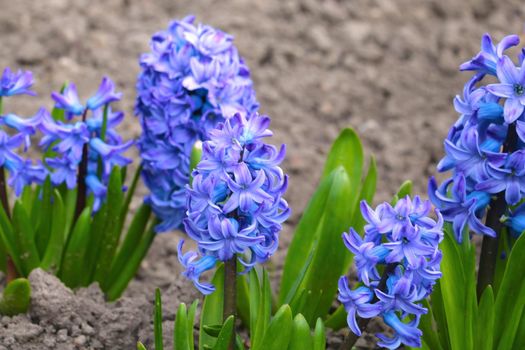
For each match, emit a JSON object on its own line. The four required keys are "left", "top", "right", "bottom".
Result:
{"left": 223, "top": 257, "right": 237, "bottom": 350}
{"left": 339, "top": 263, "right": 397, "bottom": 350}
{"left": 477, "top": 123, "right": 518, "bottom": 298}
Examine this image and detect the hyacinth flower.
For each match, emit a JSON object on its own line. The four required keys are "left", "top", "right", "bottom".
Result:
{"left": 430, "top": 32, "right": 525, "bottom": 295}
{"left": 136, "top": 15, "right": 259, "bottom": 232}
{"left": 179, "top": 113, "right": 289, "bottom": 335}
{"left": 338, "top": 196, "right": 443, "bottom": 349}
{"left": 42, "top": 77, "right": 133, "bottom": 213}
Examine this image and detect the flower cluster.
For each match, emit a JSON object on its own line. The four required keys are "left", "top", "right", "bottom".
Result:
{"left": 430, "top": 33, "right": 525, "bottom": 241}
{"left": 0, "top": 70, "right": 132, "bottom": 211}
{"left": 178, "top": 112, "right": 289, "bottom": 294}
{"left": 338, "top": 197, "right": 443, "bottom": 349}
{"left": 136, "top": 15, "right": 259, "bottom": 232}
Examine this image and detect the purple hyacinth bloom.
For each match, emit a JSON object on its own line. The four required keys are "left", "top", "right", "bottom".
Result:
{"left": 503, "top": 203, "right": 525, "bottom": 236}
{"left": 181, "top": 112, "right": 289, "bottom": 293}
{"left": 460, "top": 33, "right": 520, "bottom": 75}
{"left": 136, "top": 15, "right": 258, "bottom": 232}
{"left": 429, "top": 175, "right": 494, "bottom": 241}
{"left": 0, "top": 131, "right": 24, "bottom": 167}
{"left": 7, "top": 159, "right": 47, "bottom": 196}
{"left": 377, "top": 312, "right": 422, "bottom": 349}
{"left": 89, "top": 138, "right": 133, "bottom": 180}
{"left": 338, "top": 196, "right": 442, "bottom": 348}
{"left": 486, "top": 56, "right": 525, "bottom": 123}
{"left": 51, "top": 83, "right": 85, "bottom": 118}
{"left": 0, "top": 67, "right": 36, "bottom": 97}
{"left": 337, "top": 278, "right": 382, "bottom": 336}
{"left": 85, "top": 174, "right": 107, "bottom": 212}
{"left": 45, "top": 157, "right": 77, "bottom": 189}
{"left": 86, "top": 77, "right": 123, "bottom": 110}
{"left": 177, "top": 240, "right": 217, "bottom": 295}
{"left": 476, "top": 150, "right": 525, "bottom": 205}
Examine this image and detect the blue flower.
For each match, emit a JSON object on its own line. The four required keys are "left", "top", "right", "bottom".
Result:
{"left": 136, "top": 15, "right": 258, "bottom": 232}
{"left": 337, "top": 278, "right": 382, "bottom": 336}
{"left": 85, "top": 174, "right": 107, "bottom": 212}
{"left": 51, "top": 83, "right": 85, "bottom": 118}
{"left": 429, "top": 175, "right": 494, "bottom": 241}
{"left": 45, "top": 157, "right": 77, "bottom": 189}
{"left": 460, "top": 33, "right": 519, "bottom": 75}
{"left": 181, "top": 112, "right": 289, "bottom": 293}
{"left": 377, "top": 311, "right": 422, "bottom": 349}
{"left": 0, "top": 67, "right": 36, "bottom": 97}
{"left": 338, "top": 196, "right": 442, "bottom": 349}
{"left": 503, "top": 203, "right": 525, "bottom": 236}
{"left": 0, "top": 131, "right": 24, "bottom": 167}
{"left": 486, "top": 56, "right": 525, "bottom": 123}
{"left": 86, "top": 77, "right": 122, "bottom": 110}
{"left": 7, "top": 159, "right": 47, "bottom": 196}
{"left": 177, "top": 240, "right": 217, "bottom": 295}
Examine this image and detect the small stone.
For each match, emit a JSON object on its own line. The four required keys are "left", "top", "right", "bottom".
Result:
{"left": 74, "top": 335, "right": 87, "bottom": 346}
{"left": 57, "top": 329, "right": 68, "bottom": 342}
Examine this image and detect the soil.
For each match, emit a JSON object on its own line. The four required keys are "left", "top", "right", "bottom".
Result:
{"left": 1, "top": 0, "right": 524, "bottom": 348}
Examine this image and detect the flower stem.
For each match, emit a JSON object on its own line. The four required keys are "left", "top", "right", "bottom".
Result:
{"left": 339, "top": 263, "right": 397, "bottom": 350}
{"left": 223, "top": 257, "right": 237, "bottom": 350}
{"left": 73, "top": 109, "right": 89, "bottom": 222}
{"left": 477, "top": 123, "right": 517, "bottom": 299}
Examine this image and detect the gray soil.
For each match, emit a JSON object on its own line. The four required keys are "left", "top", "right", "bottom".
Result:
{"left": 0, "top": 0, "right": 524, "bottom": 349}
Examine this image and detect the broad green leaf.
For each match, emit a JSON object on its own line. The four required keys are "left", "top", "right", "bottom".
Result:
{"left": 117, "top": 164, "right": 143, "bottom": 236}
{"left": 250, "top": 269, "right": 271, "bottom": 349}
{"left": 175, "top": 303, "right": 190, "bottom": 350}
{"left": 313, "top": 318, "right": 326, "bottom": 350}
{"left": 279, "top": 170, "right": 340, "bottom": 304}
{"left": 59, "top": 207, "right": 91, "bottom": 288}
{"left": 236, "top": 270, "right": 250, "bottom": 328}
{"left": 212, "top": 316, "right": 235, "bottom": 350}
{"left": 83, "top": 202, "right": 108, "bottom": 284}
{"left": 438, "top": 226, "right": 475, "bottom": 350}
{"left": 288, "top": 314, "right": 313, "bottom": 350}
{"left": 137, "top": 342, "right": 147, "bottom": 350}
{"left": 200, "top": 264, "right": 224, "bottom": 350}
{"left": 430, "top": 283, "right": 451, "bottom": 349}
{"left": 294, "top": 167, "right": 354, "bottom": 324}
{"left": 40, "top": 189, "right": 66, "bottom": 272}
{"left": 35, "top": 178, "right": 53, "bottom": 257}
{"left": 12, "top": 201, "right": 40, "bottom": 275}
{"left": 512, "top": 310, "right": 525, "bottom": 350}
{"left": 63, "top": 188, "right": 77, "bottom": 236}
{"left": 0, "top": 235, "right": 5, "bottom": 272}
{"left": 105, "top": 220, "right": 156, "bottom": 301}
{"left": 322, "top": 128, "right": 363, "bottom": 184}
{"left": 280, "top": 128, "right": 365, "bottom": 304}
{"left": 254, "top": 304, "right": 293, "bottom": 350}
{"left": 391, "top": 180, "right": 412, "bottom": 205}
{"left": 475, "top": 286, "right": 494, "bottom": 350}
{"left": 154, "top": 288, "right": 164, "bottom": 350}
{"left": 492, "top": 230, "right": 511, "bottom": 296}
{"left": 418, "top": 299, "right": 443, "bottom": 350}
{"left": 494, "top": 231, "right": 525, "bottom": 350}
{"left": 94, "top": 168, "right": 124, "bottom": 290}
{"left": 203, "top": 324, "right": 223, "bottom": 337}
{"left": 0, "top": 278, "right": 31, "bottom": 316}
{"left": 109, "top": 204, "right": 152, "bottom": 282}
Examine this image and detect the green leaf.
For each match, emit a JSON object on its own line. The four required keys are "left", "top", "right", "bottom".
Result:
{"left": 475, "top": 286, "right": 494, "bottom": 350}
{"left": 188, "top": 300, "right": 199, "bottom": 349}
{"left": 294, "top": 167, "right": 354, "bottom": 324}
{"left": 418, "top": 299, "right": 443, "bottom": 350}
{"left": 63, "top": 188, "right": 77, "bottom": 236}
{"left": 108, "top": 204, "right": 152, "bottom": 283}
{"left": 83, "top": 202, "right": 108, "bottom": 285}
{"left": 438, "top": 226, "right": 475, "bottom": 350}
{"left": 154, "top": 288, "right": 164, "bottom": 350}
{"left": 430, "top": 283, "right": 451, "bottom": 349}
{"left": 105, "top": 219, "right": 156, "bottom": 301}
{"left": 117, "top": 164, "right": 143, "bottom": 236}
{"left": 137, "top": 342, "right": 147, "bottom": 350}
{"left": 190, "top": 141, "right": 203, "bottom": 185}
{"left": 249, "top": 268, "right": 271, "bottom": 349}
{"left": 175, "top": 303, "right": 191, "bottom": 350}
{"left": 0, "top": 201, "right": 22, "bottom": 275}
{"left": 313, "top": 318, "right": 326, "bottom": 350}
{"left": 0, "top": 278, "right": 31, "bottom": 316}
{"left": 40, "top": 190, "right": 66, "bottom": 272}
{"left": 254, "top": 304, "right": 293, "bottom": 350}
{"left": 324, "top": 305, "right": 346, "bottom": 330}
{"left": 94, "top": 168, "right": 124, "bottom": 291}
{"left": 349, "top": 157, "right": 377, "bottom": 239}
{"left": 288, "top": 314, "right": 313, "bottom": 350}
{"left": 12, "top": 201, "right": 40, "bottom": 276}
{"left": 322, "top": 128, "right": 363, "bottom": 183}
{"left": 35, "top": 178, "right": 53, "bottom": 258}
{"left": 511, "top": 310, "right": 525, "bottom": 350}
{"left": 203, "top": 324, "right": 223, "bottom": 337}
{"left": 212, "top": 316, "right": 235, "bottom": 350}
{"left": 236, "top": 269, "right": 251, "bottom": 328}
{"left": 59, "top": 207, "right": 91, "bottom": 288}
{"left": 494, "top": 231, "right": 525, "bottom": 350}
{"left": 200, "top": 264, "right": 224, "bottom": 350}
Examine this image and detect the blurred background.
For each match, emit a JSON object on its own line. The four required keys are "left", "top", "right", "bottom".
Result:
{"left": 1, "top": 0, "right": 525, "bottom": 286}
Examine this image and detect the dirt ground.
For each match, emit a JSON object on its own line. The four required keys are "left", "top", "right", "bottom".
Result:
{"left": 1, "top": 0, "right": 525, "bottom": 348}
